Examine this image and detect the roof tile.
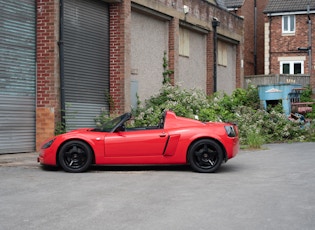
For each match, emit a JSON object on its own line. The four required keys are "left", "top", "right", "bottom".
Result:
{"left": 222, "top": 0, "right": 245, "bottom": 8}
{"left": 264, "top": 0, "right": 315, "bottom": 13}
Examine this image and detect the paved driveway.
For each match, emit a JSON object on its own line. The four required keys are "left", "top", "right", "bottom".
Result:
{"left": 0, "top": 142, "right": 315, "bottom": 230}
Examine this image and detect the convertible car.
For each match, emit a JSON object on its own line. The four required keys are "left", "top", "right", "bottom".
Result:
{"left": 38, "top": 111, "right": 239, "bottom": 173}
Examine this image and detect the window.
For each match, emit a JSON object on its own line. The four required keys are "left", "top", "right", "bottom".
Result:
{"left": 179, "top": 27, "right": 189, "bottom": 56}
{"left": 218, "top": 40, "right": 227, "bottom": 66}
{"left": 280, "top": 61, "right": 303, "bottom": 74}
{"left": 282, "top": 15, "right": 295, "bottom": 34}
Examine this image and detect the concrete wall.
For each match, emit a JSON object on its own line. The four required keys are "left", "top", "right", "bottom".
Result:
{"left": 178, "top": 29, "right": 207, "bottom": 91}
{"left": 217, "top": 42, "right": 237, "bottom": 95}
{"left": 130, "top": 11, "right": 169, "bottom": 103}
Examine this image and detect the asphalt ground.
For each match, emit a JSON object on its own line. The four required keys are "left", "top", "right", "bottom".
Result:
{"left": 0, "top": 142, "right": 315, "bottom": 230}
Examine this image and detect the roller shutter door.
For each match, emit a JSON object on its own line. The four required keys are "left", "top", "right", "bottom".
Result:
{"left": 0, "top": 0, "right": 36, "bottom": 154}
{"left": 64, "top": 0, "right": 110, "bottom": 130}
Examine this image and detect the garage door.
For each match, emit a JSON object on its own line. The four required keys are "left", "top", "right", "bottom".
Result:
{"left": 63, "top": 0, "right": 110, "bottom": 130}
{"left": 0, "top": 0, "right": 36, "bottom": 154}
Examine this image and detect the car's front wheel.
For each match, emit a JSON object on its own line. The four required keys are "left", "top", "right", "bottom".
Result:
{"left": 188, "top": 139, "right": 224, "bottom": 173}
{"left": 58, "top": 140, "right": 93, "bottom": 173}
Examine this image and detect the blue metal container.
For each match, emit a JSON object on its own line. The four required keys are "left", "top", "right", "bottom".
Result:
{"left": 258, "top": 83, "right": 302, "bottom": 115}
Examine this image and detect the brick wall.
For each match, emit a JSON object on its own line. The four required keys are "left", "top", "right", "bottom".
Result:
{"left": 256, "top": 0, "right": 267, "bottom": 75}
{"left": 234, "top": 0, "right": 268, "bottom": 76}
{"left": 36, "top": 0, "right": 59, "bottom": 150}
{"left": 168, "top": 18, "right": 178, "bottom": 85}
{"left": 238, "top": 0, "right": 255, "bottom": 76}
{"left": 236, "top": 43, "right": 242, "bottom": 88}
{"left": 312, "top": 14, "right": 315, "bottom": 90}
{"left": 206, "top": 32, "right": 214, "bottom": 94}
{"left": 109, "top": 1, "right": 131, "bottom": 114}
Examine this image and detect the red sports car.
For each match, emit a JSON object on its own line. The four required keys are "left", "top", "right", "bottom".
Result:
{"left": 38, "top": 111, "right": 239, "bottom": 173}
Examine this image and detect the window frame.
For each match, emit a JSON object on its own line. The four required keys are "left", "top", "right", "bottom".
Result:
{"left": 282, "top": 15, "right": 295, "bottom": 34}
{"left": 280, "top": 60, "right": 304, "bottom": 74}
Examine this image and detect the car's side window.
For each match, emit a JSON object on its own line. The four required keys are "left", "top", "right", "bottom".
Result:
{"left": 117, "top": 113, "right": 166, "bottom": 132}
{"left": 158, "top": 112, "right": 166, "bottom": 129}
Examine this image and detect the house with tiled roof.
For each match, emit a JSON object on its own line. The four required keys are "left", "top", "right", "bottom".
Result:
{"left": 264, "top": 0, "right": 315, "bottom": 92}
{"left": 223, "top": 0, "right": 268, "bottom": 76}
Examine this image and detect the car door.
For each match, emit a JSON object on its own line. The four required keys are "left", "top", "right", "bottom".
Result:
{"left": 104, "top": 129, "right": 168, "bottom": 157}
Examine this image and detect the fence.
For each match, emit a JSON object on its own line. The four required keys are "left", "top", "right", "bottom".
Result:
{"left": 244, "top": 74, "right": 310, "bottom": 88}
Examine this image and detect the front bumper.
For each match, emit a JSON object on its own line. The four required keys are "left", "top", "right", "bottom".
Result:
{"left": 37, "top": 148, "right": 57, "bottom": 166}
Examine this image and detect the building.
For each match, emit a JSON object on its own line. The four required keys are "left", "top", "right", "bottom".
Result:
{"left": 1, "top": 0, "right": 244, "bottom": 153}
{"left": 223, "top": 0, "right": 268, "bottom": 76}
{"left": 264, "top": 0, "right": 315, "bottom": 91}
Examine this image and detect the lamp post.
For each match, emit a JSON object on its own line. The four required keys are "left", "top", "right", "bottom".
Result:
{"left": 212, "top": 17, "right": 220, "bottom": 93}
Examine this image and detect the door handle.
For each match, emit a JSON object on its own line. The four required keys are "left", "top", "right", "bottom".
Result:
{"left": 159, "top": 132, "right": 167, "bottom": 137}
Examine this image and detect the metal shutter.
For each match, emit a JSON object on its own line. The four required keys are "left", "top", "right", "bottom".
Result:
{"left": 0, "top": 0, "right": 36, "bottom": 154}
{"left": 64, "top": 0, "right": 110, "bottom": 130}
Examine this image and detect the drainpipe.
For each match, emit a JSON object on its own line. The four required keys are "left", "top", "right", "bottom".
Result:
{"left": 268, "top": 15, "right": 272, "bottom": 75}
{"left": 254, "top": 0, "right": 257, "bottom": 74}
{"left": 212, "top": 17, "right": 220, "bottom": 93}
{"left": 307, "top": 3, "right": 312, "bottom": 78}
{"left": 58, "top": 0, "right": 66, "bottom": 126}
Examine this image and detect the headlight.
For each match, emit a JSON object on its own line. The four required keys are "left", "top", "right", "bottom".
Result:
{"left": 225, "top": 126, "right": 236, "bottom": 137}
{"left": 42, "top": 138, "right": 55, "bottom": 149}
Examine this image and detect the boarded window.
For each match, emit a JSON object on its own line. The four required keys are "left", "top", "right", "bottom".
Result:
{"left": 218, "top": 40, "right": 227, "bottom": 66}
{"left": 179, "top": 27, "right": 189, "bottom": 57}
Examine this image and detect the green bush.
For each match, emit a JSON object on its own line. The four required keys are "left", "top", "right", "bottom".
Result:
{"left": 96, "top": 84, "right": 314, "bottom": 148}
{"left": 145, "top": 85, "right": 313, "bottom": 145}
{"left": 133, "top": 84, "right": 210, "bottom": 126}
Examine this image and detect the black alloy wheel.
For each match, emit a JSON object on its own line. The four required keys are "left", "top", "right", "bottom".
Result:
{"left": 188, "top": 139, "right": 224, "bottom": 173}
{"left": 58, "top": 140, "right": 93, "bottom": 173}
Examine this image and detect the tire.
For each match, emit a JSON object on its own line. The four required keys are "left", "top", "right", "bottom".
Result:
{"left": 188, "top": 139, "right": 224, "bottom": 173}
{"left": 58, "top": 140, "right": 93, "bottom": 173}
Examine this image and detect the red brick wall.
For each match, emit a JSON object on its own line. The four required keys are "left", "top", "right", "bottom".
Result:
{"left": 109, "top": 1, "right": 131, "bottom": 114}
{"left": 236, "top": 44, "right": 242, "bottom": 88}
{"left": 36, "top": 0, "right": 59, "bottom": 150}
{"left": 109, "top": 3, "right": 124, "bottom": 113}
{"left": 206, "top": 32, "right": 214, "bottom": 94}
{"left": 236, "top": 0, "right": 268, "bottom": 76}
{"left": 238, "top": 0, "right": 255, "bottom": 76}
{"left": 256, "top": 0, "right": 267, "bottom": 75}
{"left": 168, "top": 18, "right": 178, "bottom": 85}
{"left": 312, "top": 14, "right": 315, "bottom": 90}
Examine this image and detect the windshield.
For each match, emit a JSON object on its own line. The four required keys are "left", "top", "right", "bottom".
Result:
{"left": 99, "top": 113, "right": 130, "bottom": 132}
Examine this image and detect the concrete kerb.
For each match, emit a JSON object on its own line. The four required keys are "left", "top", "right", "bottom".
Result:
{"left": 0, "top": 152, "right": 38, "bottom": 167}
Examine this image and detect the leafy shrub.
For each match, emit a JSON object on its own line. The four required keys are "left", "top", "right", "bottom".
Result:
{"left": 295, "top": 85, "right": 315, "bottom": 119}
{"left": 149, "top": 85, "right": 312, "bottom": 144}
{"left": 133, "top": 84, "right": 210, "bottom": 126}
{"left": 96, "top": 84, "right": 314, "bottom": 147}
{"left": 300, "top": 85, "right": 312, "bottom": 102}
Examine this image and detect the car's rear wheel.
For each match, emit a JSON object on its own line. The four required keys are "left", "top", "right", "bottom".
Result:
{"left": 58, "top": 140, "right": 93, "bottom": 173}
{"left": 188, "top": 139, "right": 223, "bottom": 173}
